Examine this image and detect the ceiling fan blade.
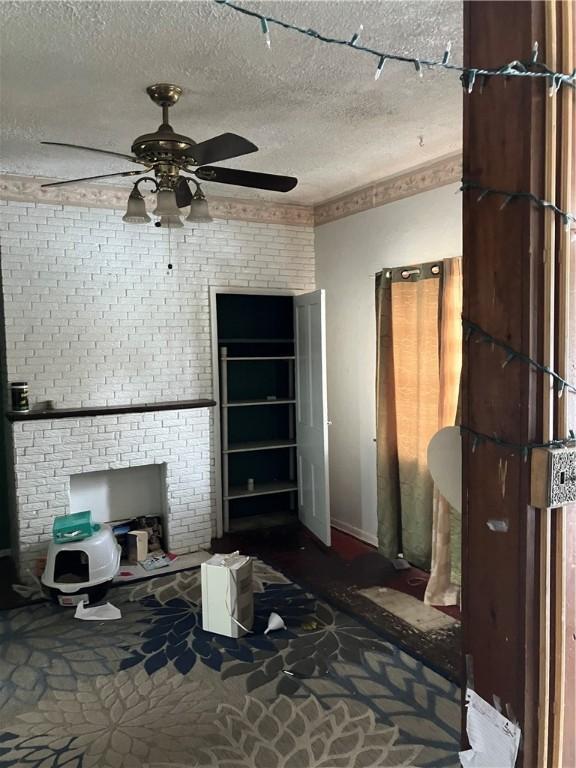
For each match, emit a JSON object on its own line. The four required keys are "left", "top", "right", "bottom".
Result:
{"left": 175, "top": 176, "right": 193, "bottom": 208}
{"left": 41, "top": 141, "right": 145, "bottom": 165}
{"left": 187, "top": 133, "right": 258, "bottom": 165}
{"left": 41, "top": 170, "right": 147, "bottom": 188}
{"left": 195, "top": 165, "right": 298, "bottom": 193}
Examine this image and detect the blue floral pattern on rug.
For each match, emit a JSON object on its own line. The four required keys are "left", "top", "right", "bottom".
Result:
{"left": 121, "top": 582, "right": 315, "bottom": 676}
{"left": 0, "top": 599, "right": 146, "bottom": 715}
{"left": 0, "top": 732, "right": 85, "bottom": 768}
{"left": 0, "top": 559, "right": 460, "bottom": 767}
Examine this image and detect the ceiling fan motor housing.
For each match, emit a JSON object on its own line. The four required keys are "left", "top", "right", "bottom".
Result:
{"left": 133, "top": 85, "right": 197, "bottom": 164}
{"left": 131, "top": 130, "right": 197, "bottom": 165}
{"left": 132, "top": 84, "right": 198, "bottom": 165}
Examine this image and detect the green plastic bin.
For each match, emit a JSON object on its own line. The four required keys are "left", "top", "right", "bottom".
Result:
{"left": 53, "top": 511, "right": 99, "bottom": 544}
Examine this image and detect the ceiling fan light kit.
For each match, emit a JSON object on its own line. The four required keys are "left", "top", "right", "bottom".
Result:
{"left": 121, "top": 186, "right": 151, "bottom": 224}
{"left": 186, "top": 188, "right": 213, "bottom": 223}
{"left": 158, "top": 214, "right": 185, "bottom": 229}
{"left": 153, "top": 188, "right": 180, "bottom": 217}
{"left": 41, "top": 83, "right": 298, "bottom": 228}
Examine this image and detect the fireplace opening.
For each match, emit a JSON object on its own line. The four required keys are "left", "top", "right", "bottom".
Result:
{"left": 69, "top": 464, "right": 166, "bottom": 523}
{"left": 69, "top": 464, "right": 169, "bottom": 570}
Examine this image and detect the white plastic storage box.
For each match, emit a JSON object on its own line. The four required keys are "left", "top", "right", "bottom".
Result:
{"left": 201, "top": 552, "right": 254, "bottom": 638}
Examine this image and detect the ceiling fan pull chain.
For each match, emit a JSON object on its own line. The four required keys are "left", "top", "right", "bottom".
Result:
{"left": 167, "top": 225, "right": 173, "bottom": 275}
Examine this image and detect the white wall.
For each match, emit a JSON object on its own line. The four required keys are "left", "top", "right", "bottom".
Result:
{"left": 1, "top": 189, "right": 461, "bottom": 552}
{"left": 0, "top": 200, "right": 315, "bottom": 407}
{"left": 1, "top": 199, "right": 314, "bottom": 567}
{"left": 315, "top": 183, "right": 462, "bottom": 546}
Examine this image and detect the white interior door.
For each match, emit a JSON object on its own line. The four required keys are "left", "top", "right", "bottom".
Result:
{"left": 294, "top": 289, "right": 331, "bottom": 546}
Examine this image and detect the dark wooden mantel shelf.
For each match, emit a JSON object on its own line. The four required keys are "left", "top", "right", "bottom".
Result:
{"left": 6, "top": 398, "right": 216, "bottom": 422}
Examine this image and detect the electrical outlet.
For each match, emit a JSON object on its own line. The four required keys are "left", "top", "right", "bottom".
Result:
{"left": 531, "top": 446, "right": 576, "bottom": 508}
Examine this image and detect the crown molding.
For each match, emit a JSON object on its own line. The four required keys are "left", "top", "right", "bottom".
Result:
{"left": 314, "top": 152, "right": 463, "bottom": 226}
{"left": 0, "top": 174, "right": 315, "bottom": 227}
{"left": 1, "top": 155, "right": 462, "bottom": 230}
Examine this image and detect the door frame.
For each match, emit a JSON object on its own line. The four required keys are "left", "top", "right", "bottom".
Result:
{"left": 209, "top": 286, "right": 303, "bottom": 538}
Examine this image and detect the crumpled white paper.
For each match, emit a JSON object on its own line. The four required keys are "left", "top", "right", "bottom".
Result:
{"left": 74, "top": 600, "right": 121, "bottom": 621}
{"left": 13, "top": 583, "right": 43, "bottom": 599}
{"left": 459, "top": 689, "right": 520, "bottom": 767}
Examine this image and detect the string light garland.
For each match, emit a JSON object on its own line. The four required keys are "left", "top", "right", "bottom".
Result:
{"left": 211, "top": 0, "right": 576, "bottom": 457}
{"left": 461, "top": 321, "right": 576, "bottom": 456}
{"left": 460, "top": 425, "right": 576, "bottom": 459}
{"left": 213, "top": 0, "right": 576, "bottom": 93}
{"left": 463, "top": 319, "right": 576, "bottom": 397}
{"left": 461, "top": 182, "right": 576, "bottom": 229}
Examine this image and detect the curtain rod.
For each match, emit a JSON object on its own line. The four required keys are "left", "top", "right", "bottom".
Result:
{"left": 379, "top": 262, "right": 443, "bottom": 281}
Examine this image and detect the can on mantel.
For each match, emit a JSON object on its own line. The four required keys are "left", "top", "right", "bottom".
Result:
{"left": 10, "top": 382, "right": 29, "bottom": 412}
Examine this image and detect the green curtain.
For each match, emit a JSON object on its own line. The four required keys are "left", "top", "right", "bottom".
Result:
{"left": 375, "top": 264, "right": 442, "bottom": 570}
{"left": 375, "top": 272, "right": 401, "bottom": 559}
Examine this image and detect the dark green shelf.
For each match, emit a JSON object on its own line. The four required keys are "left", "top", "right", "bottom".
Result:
{"left": 225, "top": 481, "right": 298, "bottom": 500}
{"left": 225, "top": 440, "right": 297, "bottom": 453}
{"left": 224, "top": 399, "right": 295, "bottom": 407}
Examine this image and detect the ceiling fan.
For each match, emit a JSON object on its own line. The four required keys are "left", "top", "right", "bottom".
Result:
{"left": 41, "top": 83, "right": 298, "bottom": 225}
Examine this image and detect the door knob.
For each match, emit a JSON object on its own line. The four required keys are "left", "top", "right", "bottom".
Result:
{"left": 327, "top": 420, "right": 333, "bottom": 426}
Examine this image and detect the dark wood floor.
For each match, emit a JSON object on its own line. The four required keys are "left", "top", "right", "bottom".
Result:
{"left": 213, "top": 523, "right": 462, "bottom": 682}
{"left": 0, "top": 554, "right": 31, "bottom": 610}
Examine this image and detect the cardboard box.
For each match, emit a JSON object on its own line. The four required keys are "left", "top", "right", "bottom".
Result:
{"left": 201, "top": 552, "right": 253, "bottom": 638}
{"left": 127, "top": 530, "right": 148, "bottom": 564}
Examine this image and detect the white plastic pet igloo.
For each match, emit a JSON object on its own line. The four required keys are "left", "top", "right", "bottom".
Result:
{"left": 41, "top": 511, "right": 121, "bottom": 606}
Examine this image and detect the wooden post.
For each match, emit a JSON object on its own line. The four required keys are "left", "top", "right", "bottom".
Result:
{"left": 462, "top": 2, "right": 546, "bottom": 765}
{"left": 538, "top": 4, "right": 558, "bottom": 761}
{"left": 552, "top": 2, "right": 575, "bottom": 763}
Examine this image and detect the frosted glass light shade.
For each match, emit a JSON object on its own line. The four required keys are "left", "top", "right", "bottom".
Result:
{"left": 122, "top": 190, "right": 150, "bottom": 223}
{"left": 153, "top": 188, "right": 180, "bottom": 217}
{"left": 186, "top": 196, "right": 213, "bottom": 223}
{"left": 158, "top": 214, "right": 184, "bottom": 229}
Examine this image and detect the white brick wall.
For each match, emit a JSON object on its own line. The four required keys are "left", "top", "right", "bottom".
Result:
{"left": 0, "top": 199, "right": 315, "bottom": 572}
{"left": 0, "top": 200, "right": 315, "bottom": 407}
{"left": 12, "top": 408, "right": 212, "bottom": 579}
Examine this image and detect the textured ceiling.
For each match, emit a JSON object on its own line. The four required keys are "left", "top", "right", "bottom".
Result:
{"left": 0, "top": 0, "right": 462, "bottom": 205}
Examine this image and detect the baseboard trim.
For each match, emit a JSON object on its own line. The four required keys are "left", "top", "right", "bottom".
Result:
{"left": 331, "top": 519, "right": 378, "bottom": 548}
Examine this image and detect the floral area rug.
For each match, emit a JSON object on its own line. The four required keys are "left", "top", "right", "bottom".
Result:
{"left": 0, "top": 560, "right": 460, "bottom": 767}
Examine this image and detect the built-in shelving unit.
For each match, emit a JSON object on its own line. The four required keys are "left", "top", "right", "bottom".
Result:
{"left": 216, "top": 293, "right": 298, "bottom": 533}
